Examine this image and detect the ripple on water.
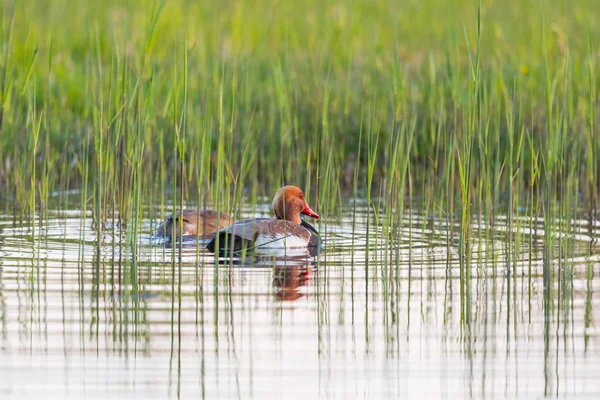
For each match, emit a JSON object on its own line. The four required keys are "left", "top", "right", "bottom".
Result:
{"left": 0, "top": 208, "right": 599, "bottom": 398}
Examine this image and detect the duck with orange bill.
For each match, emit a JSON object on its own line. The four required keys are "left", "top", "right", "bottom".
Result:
{"left": 207, "top": 186, "right": 321, "bottom": 257}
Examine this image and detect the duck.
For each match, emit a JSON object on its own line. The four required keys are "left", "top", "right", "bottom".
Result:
{"left": 206, "top": 185, "right": 321, "bottom": 256}
{"left": 154, "top": 209, "right": 232, "bottom": 240}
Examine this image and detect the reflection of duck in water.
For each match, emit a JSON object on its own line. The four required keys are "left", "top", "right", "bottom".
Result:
{"left": 272, "top": 264, "right": 315, "bottom": 301}
{"left": 214, "top": 255, "right": 316, "bottom": 301}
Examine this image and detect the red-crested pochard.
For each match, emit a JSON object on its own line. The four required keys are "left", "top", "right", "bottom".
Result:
{"left": 154, "top": 209, "right": 232, "bottom": 240}
{"left": 206, "top": 186, "right": 321, "bottom": 256}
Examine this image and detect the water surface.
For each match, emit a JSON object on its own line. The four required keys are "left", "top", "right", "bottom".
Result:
{"left": 0, "top": 204, "right": 599, "bottom": 399}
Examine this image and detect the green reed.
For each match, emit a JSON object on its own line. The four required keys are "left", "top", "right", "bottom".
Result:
{"left": 1, "top": 2, "right": 596, "bottom": 207}
{"left": 587, "top": 32, "right": 597, "bottom": 219}
{"left": 0, "top": 0, "right": 598, "bottom": 337}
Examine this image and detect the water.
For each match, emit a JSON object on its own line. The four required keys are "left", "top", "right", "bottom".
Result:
{"left": 1, "top": 204, "right": 599, "bottom": 399}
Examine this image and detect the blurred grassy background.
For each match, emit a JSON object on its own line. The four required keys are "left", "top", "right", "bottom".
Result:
{"left": 0, "top": 0, "right": 598, "bottom": 221}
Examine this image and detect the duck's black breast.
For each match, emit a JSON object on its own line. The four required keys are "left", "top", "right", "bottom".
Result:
{"left": 301, "top": 219, "right": 322, "bottom": 255}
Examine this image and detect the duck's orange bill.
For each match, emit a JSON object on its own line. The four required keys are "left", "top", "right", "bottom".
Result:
{"left": 302, "top": 205, "right": 320, "bottom": 220}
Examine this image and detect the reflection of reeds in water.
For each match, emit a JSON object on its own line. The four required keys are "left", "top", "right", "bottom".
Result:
{"left": 0, "top": 206, "right": 599, "bottom": 398}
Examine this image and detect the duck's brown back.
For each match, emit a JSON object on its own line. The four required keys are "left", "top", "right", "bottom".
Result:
{"left": 155, "top": 209, "right": 232, "bottom": 238}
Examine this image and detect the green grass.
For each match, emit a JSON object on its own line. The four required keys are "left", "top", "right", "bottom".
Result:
{"left": 0, "top": 0, "right": 598, "bottom": 234}
{"left": 0, "top": 4, "right": 596, "bottom": 397}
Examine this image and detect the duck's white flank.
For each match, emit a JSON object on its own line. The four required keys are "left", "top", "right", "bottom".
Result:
{"left": 254, "top": 232, "right": 309, "bottom": 248}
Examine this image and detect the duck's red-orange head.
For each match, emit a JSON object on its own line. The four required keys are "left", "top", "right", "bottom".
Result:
{"left": 272, "top": 185, "right": 320, "bottom": 224}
